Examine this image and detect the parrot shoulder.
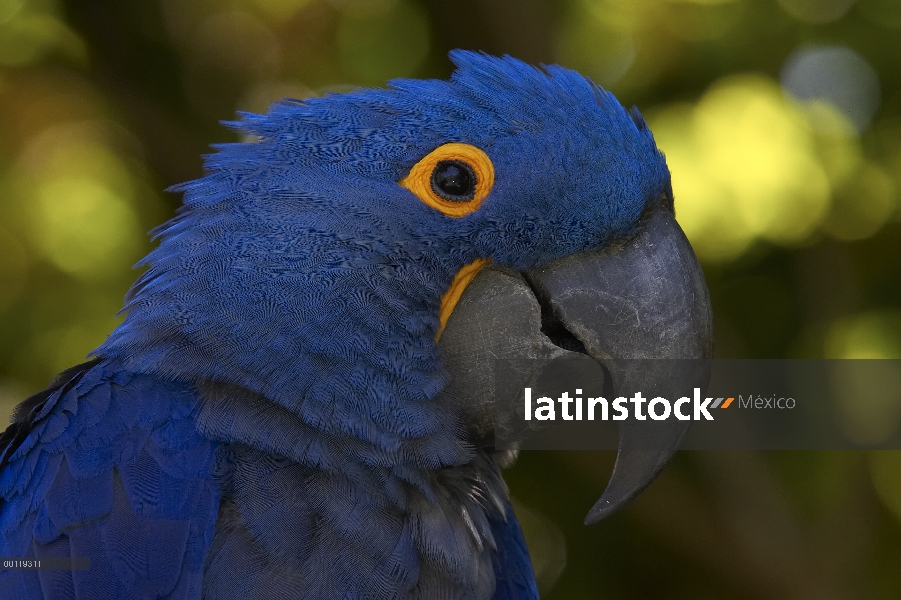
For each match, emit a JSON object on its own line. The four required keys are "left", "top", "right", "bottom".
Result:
{"left": 0, "top": 359, "right": 222, "bottom": 599}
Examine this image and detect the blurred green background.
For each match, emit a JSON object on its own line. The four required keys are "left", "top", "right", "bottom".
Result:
{"left": 1, "top": 0, "right": 900, "bottom": 597}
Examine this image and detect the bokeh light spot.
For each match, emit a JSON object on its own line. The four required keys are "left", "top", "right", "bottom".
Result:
{"left": 781, "top": 46, "right": 881, "bottom": 134}
{"left": 825, "top": 164, "right": 896, "bottom": 241}
{"left": 30, "top": 315, "right": 122, "bottom": 376}
{"left": 0, "top": 226, "right": 28, "bottom": 311}
{"left": 651, "top": 75, "right": 832, "bottom": 262}
{"left": 0, "top": 13, "right": 60, "bottom": 65}
{"left": 7, "top": 125, "right": 150, "bottom": 282}
{"left": 0, "top": 10, "right": 86, "bottom": 66}
{"left": 337, "top": 1, "right": 429, "bottom": 84}
{"left": 667, "top": 0, "right": 739, "bottom": 4}
{"left": 858, "top": 0, "right": 901, "bottom": 28}
{"left": 825, "top": 310, "right": 901, "bottom": 359}
{"left": 31, "top": 177, "right": 141, "bottom": 280}
{"left": 510, "top": 497, "right": 567, "bottom": 596}
{"left": 0, "top": 0, "right": 24, "bottom": 23}
{"left": 328, "top": 0, "right": 399, "bottom": 15}
{"left": 831, "top": 360, "right": 901, "bottom": 445}
{"left": 556, "top": 10, "right": 635, "bottom": 87}
{"left": 801, "top": 99, "right": 860, "bottom": 139}
{"left": 662, "top": 0, "right": 744, "bottom": 42}
{"left": 249, "top": 0, "right": 313, "bottom": 21}
{"left": 777, "top": 0, "right": 857, "bottom": 23}
{"left": 869, "top": 451, "right": 901, "bottom": 524}
{"left": 193, "top": 11, "right": 282, "bottom": 79}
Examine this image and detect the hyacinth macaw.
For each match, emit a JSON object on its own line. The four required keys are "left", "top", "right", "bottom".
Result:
{"left": 0, "top": 51, "right": 712, "bottom": 599}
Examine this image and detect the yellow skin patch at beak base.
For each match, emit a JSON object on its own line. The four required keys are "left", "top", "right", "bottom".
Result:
{"left": 436, "top": 258, "right": 491, "bottom": 341}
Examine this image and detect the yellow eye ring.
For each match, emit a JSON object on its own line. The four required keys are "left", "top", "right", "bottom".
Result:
{"left": 399, "top": 143, "right": 495, "bottom": 217}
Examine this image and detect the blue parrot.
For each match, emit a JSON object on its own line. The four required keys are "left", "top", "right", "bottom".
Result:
{"left": 0, "top": 51, "right": 712, "bottom": 599}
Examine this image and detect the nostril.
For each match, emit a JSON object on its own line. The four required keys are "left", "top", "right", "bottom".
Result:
{"left": 524, "top": 271, "right": 589, "bottom": 354}
{"left": 540, "top": 313, "right": 587, "bottom": 354}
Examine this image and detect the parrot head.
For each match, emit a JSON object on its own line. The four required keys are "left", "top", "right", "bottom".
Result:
{"left": 96, "top": 50, "right": 712, "bottom": 523}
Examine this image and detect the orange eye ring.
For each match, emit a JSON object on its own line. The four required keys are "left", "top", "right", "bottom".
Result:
{"left": 399, "top": 143, "right": 495, "bottom": 217}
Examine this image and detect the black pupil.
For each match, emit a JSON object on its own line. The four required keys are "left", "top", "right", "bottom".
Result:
{"left": 431, "top": 160, "right": 476, "bottom": 201}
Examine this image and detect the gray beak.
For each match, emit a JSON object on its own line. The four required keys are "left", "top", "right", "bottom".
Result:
{"left": 438, "top": 204, "right": 713, "bottom": 524}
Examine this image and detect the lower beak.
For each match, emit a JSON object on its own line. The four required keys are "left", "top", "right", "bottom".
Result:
{"left": 438, "top": 204, "right": 713, "bottom": 524}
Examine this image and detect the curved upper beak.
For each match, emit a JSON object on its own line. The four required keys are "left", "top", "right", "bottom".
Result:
{"left": 438, "top": 203, "right": 713, "bottom": 524}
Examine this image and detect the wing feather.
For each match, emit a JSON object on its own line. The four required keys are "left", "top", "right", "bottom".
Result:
{"left": 0, "top": 360, "right": 221, "bottom": 600}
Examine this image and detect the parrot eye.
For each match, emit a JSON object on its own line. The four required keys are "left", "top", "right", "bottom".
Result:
{"left": 399, "top": 142, "right": 495, "bottom": 217}
{"left": 431, "top": 160, "right": 476, "bottom": 201}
